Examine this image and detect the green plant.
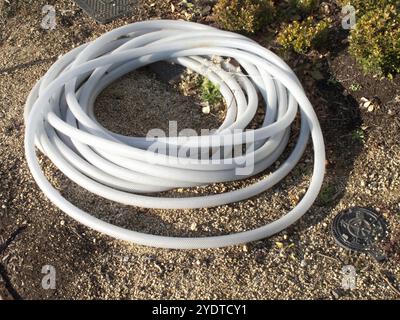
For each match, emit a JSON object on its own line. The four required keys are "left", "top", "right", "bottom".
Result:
{"left": 199, "top": 77, "right": 223, "bottom": 106}
{"left": 349, "top": 83, "right": 362, "bottom": 91}
{"left": 338, "top": 0, "right": 397, "bottom": 16}
{"left": 319, "top": 183, "right": 336, "bottom": 205}
{"left": 276, "top": 16, "right": 332, "bottom": 54}
{"left": 213, "top": 0, "right": 274, "bottom": 33}
{"left": 351, "top": 128, "right": 365, "bottom": 143}
{"left": 349, "top": 4, "right": 400, "bottom": 78}
{"left": 290, "top": 0, "right": 319, "bottom": 14}
{"left": 180, "top": 0, "right": 195, "bottom": 10}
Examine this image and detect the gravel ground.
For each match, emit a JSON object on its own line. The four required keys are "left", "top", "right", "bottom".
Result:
{"left": 0, "top": 1, "right": 399, "bottom": 300}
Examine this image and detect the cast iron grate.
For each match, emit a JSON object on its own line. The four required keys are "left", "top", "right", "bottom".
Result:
{"left": 332, "top": 207, "right": 388, "bottom": 255}
{"left": 74, "top": 0, "right": 139, "bottom": 24}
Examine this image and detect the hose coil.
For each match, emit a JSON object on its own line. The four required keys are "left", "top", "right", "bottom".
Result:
{"left": 24, "top": 20, "right": 325, "bottom": 249}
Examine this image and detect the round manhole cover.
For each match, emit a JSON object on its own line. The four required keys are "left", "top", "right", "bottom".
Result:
{"left": 332, "top": 207, "right": 388, "bottom": 252}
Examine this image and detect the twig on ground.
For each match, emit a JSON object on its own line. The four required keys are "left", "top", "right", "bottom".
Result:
{"left": 315, "top": 252, "right": 342, "bottom": 264}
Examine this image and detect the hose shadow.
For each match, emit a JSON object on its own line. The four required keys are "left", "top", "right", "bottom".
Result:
{"left": 0, "top": 57, "right": 57, "bottom": 75}
{"left": 281, "top": 28, "right": 364, "bottom": 234}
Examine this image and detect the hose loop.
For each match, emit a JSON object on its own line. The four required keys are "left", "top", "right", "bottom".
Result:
{"left": 24, "top": 20, "right": 325, "bottom": 249}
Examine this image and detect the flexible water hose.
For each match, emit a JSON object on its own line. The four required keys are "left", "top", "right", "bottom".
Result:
{"left": 24, "top": 20, "right": 325, "bottom": 249}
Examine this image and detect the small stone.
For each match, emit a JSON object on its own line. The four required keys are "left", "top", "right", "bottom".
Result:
{"left": 300, "top": 260, "right": 307, "bottom": 267}
{"left": 190, "top": 222, "right": 197, "bottom": 231}
{"left": 242, "top": 245, "right": 248, "bottom": 252}
{"left": 275, "top": 241, "right": 284, "bottom": 249}
{"left": 367, "top": 104, "right": 374, "bottom": 112}
{"left": 363, "top": 101, "right": 372, "bottom": 108}
{"left": 202, "top": 105, "right": 210, "bottom": 114}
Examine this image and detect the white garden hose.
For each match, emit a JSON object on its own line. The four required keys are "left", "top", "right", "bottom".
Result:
{"left": 24, "top": 20, "right": 325, "bottom": 249}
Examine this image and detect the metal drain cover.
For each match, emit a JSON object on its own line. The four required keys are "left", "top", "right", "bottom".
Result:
{"left": 74, "top": 0, "right": 139, "bottom": 24}
{"left": 332, "top": 207, "right": 388, "bottom": 253}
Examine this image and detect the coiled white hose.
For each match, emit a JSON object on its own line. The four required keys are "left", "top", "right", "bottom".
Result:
{"left": 24, "top": 20, "right": 325, "bottom": 249}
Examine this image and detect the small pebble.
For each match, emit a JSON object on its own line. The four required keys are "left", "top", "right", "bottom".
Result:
{"left": 190, "top": 222, "right": 197, "bottom": 231}
{"left": 202, "top": 105, "right": 210, "bottom": 114}
{"left": 363, "top": 101, "right": 372, "bottom": 108}
{"left": 275, "top": 241, "right": 284, "bottom": 249}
